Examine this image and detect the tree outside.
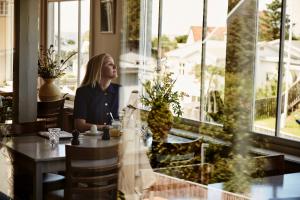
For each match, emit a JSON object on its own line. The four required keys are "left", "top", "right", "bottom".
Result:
{"left": 259, "top": 0, "right": 291, "bottom": 41}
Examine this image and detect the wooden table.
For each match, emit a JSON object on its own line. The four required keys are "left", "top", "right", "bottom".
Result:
{"left": 0, "top": 135, "right": 120, "bottom": 200}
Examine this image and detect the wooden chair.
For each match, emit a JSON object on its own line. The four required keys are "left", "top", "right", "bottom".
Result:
{"left": 37, "top": 99, "right": 65, "bottom": 129}
{"left": 0, "top": 93, "right": 13, "bottom": 122}
{"left": 253, "top": 154, "right": 285, "bottom": 177}
{"left": 47, "top": 144, "right": 120, "bottom": 200}
{"left": 0, "top": 91, "right": 13, "bottom": 97}
{"left": 9, "top": 121, "right": 65, "bottom": 197}
{"left": 150, "top": 138, "right": 202, "bottom": 169}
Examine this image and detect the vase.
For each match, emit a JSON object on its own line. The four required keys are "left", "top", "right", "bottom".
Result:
{"left": 39, "top": 78, "right": 61, "bottom": 101}
{"left": 147, "top": 103, "right": 173, "bottom": 142}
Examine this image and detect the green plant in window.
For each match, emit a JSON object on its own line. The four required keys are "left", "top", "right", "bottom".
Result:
{"left": 141, "top": 72, "right": 187, "bottom": 141}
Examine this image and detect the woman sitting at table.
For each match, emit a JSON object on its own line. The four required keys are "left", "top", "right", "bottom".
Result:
{"left": 73, "top": 53, "right": 119, "bottom": 132}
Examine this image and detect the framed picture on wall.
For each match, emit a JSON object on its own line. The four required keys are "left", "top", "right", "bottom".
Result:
{"left": 100, "top": 0, "right": 115, "bottom": 34}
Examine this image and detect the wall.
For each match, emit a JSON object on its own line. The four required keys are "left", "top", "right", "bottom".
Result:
{"left": 91, "top": 0, "right": 122, "bottom": 84}
{"left": 16, "top": 0, "right": 39, "bottom": 122}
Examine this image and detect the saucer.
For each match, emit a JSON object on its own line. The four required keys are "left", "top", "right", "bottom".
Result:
{"left": 84, "top": 130, "right": 103, "bottom": 136}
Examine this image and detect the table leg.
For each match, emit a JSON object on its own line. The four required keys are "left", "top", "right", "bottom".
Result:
{"left": 33, "top": 164, "right": 43, "bottom": 200}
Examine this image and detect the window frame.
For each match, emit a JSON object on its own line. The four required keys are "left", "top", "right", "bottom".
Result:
{"left": 0, "top": 1, "right": 9, "bottom": 16}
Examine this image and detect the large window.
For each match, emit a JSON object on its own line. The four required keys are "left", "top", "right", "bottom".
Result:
{"left": 47, "top": 0, "right": 90, "bottom": 95}
{"left": 0, "top": 0, "right": 13, "bottom": 92}
{"left": 121, "top": 0, "right": 300, "bottom": 142}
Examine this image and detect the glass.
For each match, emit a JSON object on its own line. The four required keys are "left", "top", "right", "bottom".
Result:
{"left": 279, "top": 0, "right": 300, "bottom": 141}
{"left": 253, "top": 0, "right": 281, "bottom": 136}
{"left": 48, "top": 128, "right": 61, "bottom": 147}
{"left": 110, "top": 120, "right": 121, "bottom": 137}
{"left": 201, "top": 0, "right": 227, "bottom": 124}
{"left": 160, "top": 0, "right": 203, "bottom": 121}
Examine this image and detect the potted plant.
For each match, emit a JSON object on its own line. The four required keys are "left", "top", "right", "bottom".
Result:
{"left": 141, "top": 72, "right": 187, "bottom": 141}
{"left": 38, "top": 45, "right": 76, "bottom": 101}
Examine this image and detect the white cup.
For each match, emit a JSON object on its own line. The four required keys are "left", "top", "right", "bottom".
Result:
{"left": 90, "top": 124, "right": 98, "bottom": 133}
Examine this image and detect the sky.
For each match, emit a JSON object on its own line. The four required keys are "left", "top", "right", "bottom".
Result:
{"left": 54, "top": 0, "right": 300, "bottom": 38}
{"left": 53, "top": 0, "right": 90, "bottom": 34}
{"left": 151, "top": 0, "right": 279, "bottom": 36}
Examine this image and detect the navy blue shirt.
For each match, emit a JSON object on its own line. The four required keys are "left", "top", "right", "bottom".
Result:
{"left": 73, "top": 83, "right": 119, "bottom": 125}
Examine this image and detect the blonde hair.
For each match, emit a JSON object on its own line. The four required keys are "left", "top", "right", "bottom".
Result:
{"left": 81, "top": 53, "right": 111, "bottom": 87}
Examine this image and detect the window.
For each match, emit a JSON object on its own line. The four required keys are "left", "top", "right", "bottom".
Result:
{"left": 279, "top": 0, "right": 300, "bottom": 140}
{"left": 0, "top": 0, "right": 13, "bottom": 92}
{"left": 47, "top": 0, "right": 90, "bottom": 95}
{"left": 121, "top": 0, "right": 300, "bottom": 142}
{"left": 0, "top": 1, "right": 8, "bottom": 16}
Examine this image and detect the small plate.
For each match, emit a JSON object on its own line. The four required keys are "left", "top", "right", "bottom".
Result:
{"left": 84, "top": 130, "right": 103, "bottom": 136}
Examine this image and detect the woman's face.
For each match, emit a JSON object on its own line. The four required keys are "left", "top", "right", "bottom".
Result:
{"left": 101, "top": 56, "right": 117, "bottom": 79}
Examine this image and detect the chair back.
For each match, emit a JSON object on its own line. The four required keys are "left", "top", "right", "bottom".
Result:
{"left": 65, "top": 144, "right": 120, "bottom": 200}
{"left": 10, "top": 121, "right": 46, "bottom": 135}
{"left": 0, "top": 91, "right": 13, "bottom": 97}
{"left": 37, "top": 99, "right": 65, "bottom": 129}
{"left": 150, "top": 138, "right": 202, "bottom": 168}
{"left": 0, "top": 92, "right": 13, "bottom": 122}
{"left": 253, "top": 154, "right": 285, "bottom": 177}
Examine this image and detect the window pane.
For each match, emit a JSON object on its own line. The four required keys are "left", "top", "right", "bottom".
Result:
{"left": 161, "top": 0, "right": 203, "bottom": 120}
{"left": 47, "top": 1, "right": 90, "bottom": 95}
{"left": 0, "top": 0, "right": 13, "bottom": 92}
{"left": 79, "top": 0, "right": 90, "bottom": 87}
{"left": 201, "top": 0, "right": 227, "bottom": 124}
{"left": 59, "top": 1, "right": 78, "bottom": 94}
{"left": 119, "top": 0, "right": 157, "bottom": 109}
{"left": 253, "top": 0, "right": 281, "bottom": 136}
{"left": 47, "top": 2, "right": 58, "bottom": 51}
{"left": 280, "top": 0, "right": 300, "bottom": 140}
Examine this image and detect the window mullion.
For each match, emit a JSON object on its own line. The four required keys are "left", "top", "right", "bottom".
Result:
{"left": 200, "top": 0, "right": 207, "bottom": 122}
{"left": 58, "top": 0, "right": 61, "bottom": 56}
{"left": 77, "top": 0, "right": 81, "bottom": 87}
{"left": 275, "top": 0, "right": 287, "bottom": 137}
{"left": 156, "top": 0, "right": 163, "bottom": 72}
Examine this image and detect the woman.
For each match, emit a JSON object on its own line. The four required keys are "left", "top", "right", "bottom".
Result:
{"left": 73, "top": 53, "right": 119, "bottom": 132}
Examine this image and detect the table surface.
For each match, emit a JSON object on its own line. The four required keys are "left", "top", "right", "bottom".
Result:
{"left": 208, "top": 172, "right": 300, "bottom": 200}
{"left": 1, "top": 135, "right": 121, "bottom": 162}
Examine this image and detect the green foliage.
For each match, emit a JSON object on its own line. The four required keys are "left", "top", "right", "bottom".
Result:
{"left": 67, "top": 40, "right": 75, "bottom": 45}
{"left": 141, "top": 72, "right": 187, "bottom": 141}
{"left": 256, "top": 77, "right": 278, "bottom": 99}
{"left": 141, "top": 72, "right": 186, "bottom": 117}
{"left": 175, "top": 35, "right": 188, "bottom": 43}
{"left": 259, "top": 0, "right": 291, "bottom": 41}
{"left": 193, "top": 64, "right": 201, "bottom": 81}
{"left": 152, "top": 35, "right": 178, "bottom": 56}
{"left": 38, "top": 45, "right": 77, "bottom": 79}
{"left": 127, "top": 0, "right": 140, "bottom": 41}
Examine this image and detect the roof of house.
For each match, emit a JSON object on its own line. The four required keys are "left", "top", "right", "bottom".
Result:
{"left": 189, "top": 26, "right": 227, "bottom": 42}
